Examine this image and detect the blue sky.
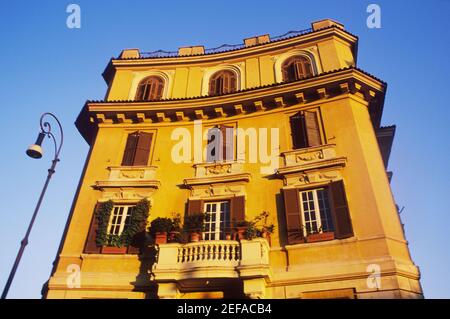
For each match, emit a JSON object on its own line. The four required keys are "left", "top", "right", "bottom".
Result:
{"left": 0, "top": 0, "right": 449, "bottom": 298}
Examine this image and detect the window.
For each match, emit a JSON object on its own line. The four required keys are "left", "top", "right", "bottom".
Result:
{"left": 281, "top": 56, "right": 313, "bottom": 82}
{"left": 122, "top": 131, "right": 153, "bottom": 166}
{"left": 203, "top": 201, "right": 230, "bottom": 240}
{"left": 135, "top": 76, "right": 164, "bottom": 101}
{"left": 107, "top": 205, "right": 133, "bottom": 236}
{"left": 206, "top": 125, "right": 234, "bottom": 162}
{"left": 208, "top": 70, "right": 237, "bottom": 96}
{"left": 299, "top": 188, "right": 334, "bottom": 236}
{"left": 283, "top": 181, "right": 353, "bottom": 245}
{"left": 289, "top": 111, "right": 321, "bottom": 149}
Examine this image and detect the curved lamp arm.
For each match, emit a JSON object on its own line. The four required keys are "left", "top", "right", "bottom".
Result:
{"left": 40, "top": 112, "right": 64, "bottom": 163}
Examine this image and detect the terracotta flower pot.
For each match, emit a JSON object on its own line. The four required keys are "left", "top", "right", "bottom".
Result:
{"left": 189, "top": 232, "right": 201, "bottom": 242}
{"left": 306, "top": 231, "right": 335, "bottom": 243}
{"left": 169, "top": 231, "right": 180, "bottom": 242}
{"left": 101, "top": 246, "right": 128, "bottom": 254}
{"left": 225, "top": 234, "right": 231, "bottom": 240}
{"left": 155, "top": 232, "right": 168, "bottom": 244}
{"left": 234, "top": 227, "right": 247, "bottom": 240}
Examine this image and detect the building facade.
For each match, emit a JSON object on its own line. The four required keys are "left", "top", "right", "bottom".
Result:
{"left": 44, "top": 19, "right": 423, "bottom": 299}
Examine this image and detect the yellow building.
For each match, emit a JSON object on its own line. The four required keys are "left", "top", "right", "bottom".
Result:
{"left": 44, "top": 19, "right": 423, "bottom": 299}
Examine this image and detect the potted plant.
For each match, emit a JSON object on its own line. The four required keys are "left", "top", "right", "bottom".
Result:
{"left": 261, "top": 224, "right": 275, "bottom": 239}
{"left": 184, "top": 213, "right": 205, "bottom": 242}
{"left": 101, "top": 235, "right": 128, "bottom": 254}
{"left": 233, "top": 220, "right": 250, "bottom": 240}
{"left": 150, "top": 217, "right": 173, "bottom": 244}
{"left": 305, "top": 227, "right": 335, "bottom": 243}
{"left": 169, "top": 213, "right": 182, "bottom": 243}
{"left": 244, "top": 222, "right": 259, "bottom": 240}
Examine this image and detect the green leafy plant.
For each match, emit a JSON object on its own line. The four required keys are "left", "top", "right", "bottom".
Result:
{"left": 234, "top": 211, "right": 276, "bottom": 240}
{"left": 95, "top": 199, "right": 151, "bottom": 247}
{"left": 183, "top": 212, "right": 205, "bottom": 233}
{"left": 150, "top": 217, "right": 173, "bottom": 233}
{"left": 171, "top": 213, "right": 182, "bottom": 232}
{"left": 95, "top": 200, "right": 114, "bottom": 246}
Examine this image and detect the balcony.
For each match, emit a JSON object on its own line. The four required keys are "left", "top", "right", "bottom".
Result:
{"left": 152, "top": 238, "right": 270, "bottom": 282}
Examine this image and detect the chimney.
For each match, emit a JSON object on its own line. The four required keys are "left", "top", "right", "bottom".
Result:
{"left": 311, "top": 19, "right": 344, "bottom": 31}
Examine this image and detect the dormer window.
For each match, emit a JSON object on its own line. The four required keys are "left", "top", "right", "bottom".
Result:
{"left": 282, "top": 56, "right": 313, "bottom": 82}
{"left": 135, "top": 76, "right": 164, "bottom": 101}
{"left": 208, "top": 70, "right": 237, "bottom": 96}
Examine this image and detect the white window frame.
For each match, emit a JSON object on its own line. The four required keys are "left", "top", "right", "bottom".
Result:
{"left": 107, "top": 205, "right": 133, "bottom": 236}
{"left": 299, "top": 188, "right": 333, "bottom": 237}
{"left": 203, "top": 201, "right": 230, "bottom": 240}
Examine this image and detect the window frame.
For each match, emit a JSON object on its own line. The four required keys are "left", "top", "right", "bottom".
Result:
{"left": 120, "top": 130, "right": 156, "bottom": 167}
{"left": 287, "top": 108, "right": 326, "bottom": 150}
{"left": 135, "top": 75, "right": 165, "bottom": 101}
{"left": 205, "top": 124, "right": 236, "bottom": 163}
{"left": 203, "top": 200, "right": 230, "bottom": 241}
{"left": 208, "top": 70, "right": 238, "bottom": 96}
{"left": 281, "top": 55, "right": 314, "bottom": 82}
{"left": 107, "top": 205, "right": 134, "bottom": 236}
{"left": 299, "top": 187, "right": 334, "bottom": 237}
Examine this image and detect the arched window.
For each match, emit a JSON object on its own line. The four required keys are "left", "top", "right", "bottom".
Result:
{"left": 135, "top": 76, "right": 164, "bottom": 101}
{"left": 281, "top": 56, "right": 313, "bottom": 82}
{"left": 208, "top": 70, "right": 237, "bottom": 96}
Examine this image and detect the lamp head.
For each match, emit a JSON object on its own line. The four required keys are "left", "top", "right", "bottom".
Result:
{"left": 26, "top": 132, "right": 45, "bottom": 159}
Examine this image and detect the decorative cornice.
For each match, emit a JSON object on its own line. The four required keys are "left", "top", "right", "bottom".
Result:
{"left": 184, "top": 172, "right": 251, "bottom": 186}
{"left": 76, "top": 67, "right": 386, "bottom": 144}
{"left": 276, "top": 157, "right": 347, "bottom": 176}
{"left": 93, "top": 180, "right": 161, "bottom": 189}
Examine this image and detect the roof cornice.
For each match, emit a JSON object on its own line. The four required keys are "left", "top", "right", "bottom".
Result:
{"left": 102, "top": 26, "right": 358, "bottom": 82}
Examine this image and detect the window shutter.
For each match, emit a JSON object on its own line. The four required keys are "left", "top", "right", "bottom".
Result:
{"left": 230, "top": 196, "right": 245, "bottom": 225}
{"left": 283, "top": 188, "right": 304, "bottom": 244}
{"left": 133, "top": 132, "right": 153, "bottom": 166}
{"left": 290, "top": 112, "right": 307, "bottom": 149}
{"left": 303, "top": 59, "right": 313, "bottom": 77}
{"left": 156, "top": 80, "right": 164, "bottom": 99}
{"left": 136, "top": 83, "right": 145, "bottom": 100}
{"left": 84, "top": 204, "right": 102, "bottom": 253}
{"left": 330, "top": 181, "right": 353, "bottom": 239}
{"left": 295, "top": 60, "right": 303, "bottom": 79}
{"left": 230, "top": 73, "right": 237, "bottom": 93}
{"left": 220, "top": 125, "right": 234, "bottom": 161}
{"left": 304, "top": 111, "right": 321, "bottom": 147}
{"left": 122, "top": 132, "right": 139, "bottom": 166}
{"left": 187, "top": 199, "right": 203, "bottom": 216}
{"left": 209, "top": 77, "right": 216, "bottom": 95}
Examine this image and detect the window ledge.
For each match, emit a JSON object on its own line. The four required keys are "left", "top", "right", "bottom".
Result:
{"left": 93, "top": 165, "right": 161, "bottom": 189}
{"left": 285, "top": 236, "right": 356, "bottom": 250}
{"left": 281, "top": 144, "right": 337, "bottom": 166}
{"left": 193, "top": 161, "right": 244, "bottom": 178}
{"left": 276, "top": 157, "right": 346, "bottom": 176}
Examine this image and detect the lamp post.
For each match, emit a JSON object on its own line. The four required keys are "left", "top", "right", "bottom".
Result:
{"left": 1, "top": 113, "right": 63, "bottom": 299}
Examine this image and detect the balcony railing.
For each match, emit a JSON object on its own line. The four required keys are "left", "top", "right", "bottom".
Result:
{"left": 152, "top": 238, "right": 270, "bottom": 281}
{"left": 178, "top": 240, "right": 240, "bottom": 265}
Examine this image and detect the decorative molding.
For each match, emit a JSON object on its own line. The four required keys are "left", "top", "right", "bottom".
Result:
{"left": 85, "top": 68, "right": 385, "bottom": 127}
{"left": 184, "top": 172, "right": 251, "bottom": 187}
{"left": 278, "top": 144, "right": 345, "bottom": 187}
{"left": 193, "top": 161, "right": 243, "bottom": 178}
{"left": 93, "top": 166, "right": 161, "bottom": 191}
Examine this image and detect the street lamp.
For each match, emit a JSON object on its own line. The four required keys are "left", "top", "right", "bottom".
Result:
{"left": 1, "top": 112, "right": 63, "bottom": 299}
